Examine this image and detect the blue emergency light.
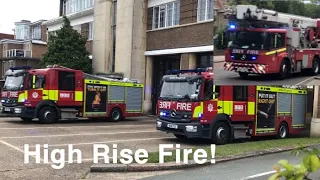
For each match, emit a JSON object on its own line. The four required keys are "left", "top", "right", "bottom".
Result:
{"left": 166, "top": 68, "right": 207, "bottom": 75}
{"left": 229, "top": 24, "right": 236, "bottom": 29}
{"left": 9, "top": 66, "right": 32, "bottom": 70}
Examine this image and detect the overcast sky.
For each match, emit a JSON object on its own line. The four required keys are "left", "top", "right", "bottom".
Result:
{"left": 0, "top": 0, "right": 59, "bottom": 34}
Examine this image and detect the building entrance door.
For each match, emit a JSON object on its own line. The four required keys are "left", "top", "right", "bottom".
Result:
{"left": 151, "top": 55, "right": 180, "bottom": 115}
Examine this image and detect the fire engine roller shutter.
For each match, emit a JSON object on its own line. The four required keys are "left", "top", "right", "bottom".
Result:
{"left": 109, "top": 86, "right": 125, "bottom": 101}
{"left": 292, "top": 94, "right": 306, "bottom": 127}
{"left": 278, "top": 93, "right": 292, "bottom": 114}
{"left": 125, "top": 87, "right": 143, "bottom": 112}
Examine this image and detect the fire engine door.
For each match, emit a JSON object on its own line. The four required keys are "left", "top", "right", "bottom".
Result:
{"left": 232, "top": 86, "right": 249, "bottom": 119}
{"left": 57, "top": 71, "right": 76, "bottom": 104}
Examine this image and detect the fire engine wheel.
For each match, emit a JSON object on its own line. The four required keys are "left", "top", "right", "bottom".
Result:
{"left": 312, "top": 59, "right": 319, "bottom": 75}
{"left": 211, "top": 122, "right": 231, "bottom": 145}
{"left": 279, "top": 61, "right": 289, "bottom": 79}
{"left": 38, "top": 106, "right": 58, "bottom": 124}
{"left": 110, "top": 108, "right": 123, "bottom": 122}
{"left": 277, "top": 122, "right": 289, "bottom": 139}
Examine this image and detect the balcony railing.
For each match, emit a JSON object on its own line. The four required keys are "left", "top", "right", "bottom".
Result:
{"left": 3, "top": 49, "right": 32, "bottom": 58}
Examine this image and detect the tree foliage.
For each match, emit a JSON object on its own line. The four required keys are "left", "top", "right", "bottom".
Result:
{"left": 269, "top": 146, "right": 320, "bottom": 180}
{"left": 41, "top": 16, "right": 92, "bottom": 74}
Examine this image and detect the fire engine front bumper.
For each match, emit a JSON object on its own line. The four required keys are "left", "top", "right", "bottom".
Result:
{"left": 224, "top": 62, "right": 267, "bottom": 74}
{"left": 0, "top": 106, "right": 34, "bottom": 118}
{"left": 156, "top": 118, "right": 211, "bottom": 138}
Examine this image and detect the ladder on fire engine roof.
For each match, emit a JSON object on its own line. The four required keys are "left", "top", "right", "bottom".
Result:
{"left": 231, "top": 5, "right": 318, "bottom": 28}
{"left": 46, "top": 64, "right": 141, "bottom": 83}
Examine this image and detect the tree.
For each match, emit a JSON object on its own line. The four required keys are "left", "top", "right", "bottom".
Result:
{"left": 41, "top": 16, "right": 92, "bottom": 74}
{"left": 269, "top": 146, "right": 320, "bottom": 180}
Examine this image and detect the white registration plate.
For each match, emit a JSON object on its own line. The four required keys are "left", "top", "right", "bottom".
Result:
{"left": 4, "top": 108, "right": 10, "bottom": 112}
{"left": 167, "top": 124, "right": 178, "bottom": 129}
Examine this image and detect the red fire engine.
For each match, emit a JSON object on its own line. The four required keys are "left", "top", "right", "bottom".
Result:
{"left": 0, "top": 65, "right": 144, "bottom": 123}
{"left": 223, "top": 5, "right": 320, "bottom": 79}
{"left": 156, "top": 69, "right": 309, "bottom": 145}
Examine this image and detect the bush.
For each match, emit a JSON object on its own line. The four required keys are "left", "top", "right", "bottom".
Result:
{"left": 269, "top": 146, "right": 320, "bottom": 180}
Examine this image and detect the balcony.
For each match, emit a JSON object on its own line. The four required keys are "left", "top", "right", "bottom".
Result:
{"left": 2, "top": 49, "right": 32, "bottom": 58}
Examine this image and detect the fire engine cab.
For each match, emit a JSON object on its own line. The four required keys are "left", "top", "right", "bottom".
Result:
{"left": 156, "top": 70, "right": 309, "bottom": 144}
{"left": 223, "top": 5, "right": 320, "bottom": 79}
{"left": 0, "top": 65, "right": 144, "bottom": 123}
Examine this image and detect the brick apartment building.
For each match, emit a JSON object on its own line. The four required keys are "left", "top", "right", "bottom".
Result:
{"left": 0, "top": 20, "right": 48, "bottom": 79}
{"left": 45, "top": 0, "right": 215, "bottom": 114}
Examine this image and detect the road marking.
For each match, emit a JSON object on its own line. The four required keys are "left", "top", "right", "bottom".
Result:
{"left": 1, "top": 130, "right": 158, "bottom": 139}
{"left": 0, "top": 139, "right": 45, "bottom": 163}
{"left": 242, "top": 169, "right": 285, "bottom": 180}
{"left": 296, "top": 76, "right": 316, "bottom": 85}
{"left": 241, "top": 170, "right": 276, "bottom": 179}
{"left": 19, "top": 137, "right": 176, "bottom": 148}
{"left": 0, "top": 124, "right": 154, "bottom": 130}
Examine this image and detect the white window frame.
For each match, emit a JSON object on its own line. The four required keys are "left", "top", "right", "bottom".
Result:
{"left": 152, "top": 1, "right": 180, "bottom": 30}
{"left": 88, "top": 22, "right": 94, "bottom": 40}
{"left": 197, "top": 0, "right": 213, "bottom": 22}
{"left": 32, "top": 25, "right": 42, "bottom": 40}
{"left": 64, "top": 0, "right": 94, "bottom": 16}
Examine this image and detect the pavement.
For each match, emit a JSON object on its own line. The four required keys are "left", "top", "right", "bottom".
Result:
{"left": 87, "top": 145, "right": 320, "bottom": 180}
{"left": 213, "top": 60, "right": 318, "bottom": 85}
{"left": 0, "top": 116, "right": 219, "bottom": 180}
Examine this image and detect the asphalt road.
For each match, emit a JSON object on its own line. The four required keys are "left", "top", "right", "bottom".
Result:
{"left": 138, "top": 146, "right": 320, "bottom": 180}
{"left": 214, "top": 62, "right": 317, "bottom": 85}
{"left": 0, "top": 116, "right": 211, "bottom": 180}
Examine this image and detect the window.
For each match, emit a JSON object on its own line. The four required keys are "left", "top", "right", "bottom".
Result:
{"left": 203, "top": 79, "right": 213, "bottom": 100}
{"left": 197, "top": 0, "right": 213, "bottom": 22}
{"left": 73, "top": 25, "right": 81, "bottom": 34}
{"left": 28, "top": 75, "right": 46, "bottom": 89}
{"left": 32, "top": 25, "right": 42, "bottom": 40}
{"left": 63, "top": 0, "right": 94, "bottom": 16}
{"left": 214, "top": 85, "right": 220, "bottom": 99}
{"left": 152, "top": 1, "right": 180, "bottom": 29}
{"left": 233, "top": 86, "right": 248, "bottom": 101}
{"left": 58, "top": 71, "right": 75, "bottom": 91}
{"left": 88, "top": 22, "right": 94, "bottom": 40}
{"left": 197, "top": 53, "right": 213, "bottom": 68}
{"left": 267, "top": 33, "right": 285, "bottom": 49}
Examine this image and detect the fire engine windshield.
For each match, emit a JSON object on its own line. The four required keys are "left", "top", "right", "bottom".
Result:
{"left": 3, "top": 75, "right": 25, "bottom": 91}
{"left": 227, "top": 31, "right": 267, "bottom": 50}
{"left": 159, "top": 81, "right": 200, "bottom": 101}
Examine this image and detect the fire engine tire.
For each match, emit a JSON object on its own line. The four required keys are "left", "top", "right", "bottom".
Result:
{"left": 110, "top": 108, "right": 123, "bottom": 122}
{"left": 277, "top": 122, "right": 289, "bottom": 139}
{"left": 312, "top": 58, "right": 319, "bottom": 75}
{"left": 38, "top": 106, "right": 58, "bottom": 124}
{"left": 279, "top": 60, "right": 289, "bottom": 79}
{"left": 211, "top": 122, "right": 231, "bottom": 145}
{"left": 21, "top": 117, "right": 32, "bottom": 123}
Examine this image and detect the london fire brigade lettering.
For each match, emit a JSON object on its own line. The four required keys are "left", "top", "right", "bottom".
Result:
{"left": 232, "top": 49, "right": 244, "bottom": 54}
{"left": 234, "top": 105, "right": 243, "bottom": 111}
{"left": 176, "top": 103, "right": 191, "bottom": 111}
{"left": 60, "top": 93, "right": 70, "bottom": 98}
{"left": 246, "top": 50, "right": 259, "bottom": 55}
{"left": 159, "top": 101, "right": 171, "bottom": 109}
{"left": 2, "top": 91, "right": 18, "bottom": 98}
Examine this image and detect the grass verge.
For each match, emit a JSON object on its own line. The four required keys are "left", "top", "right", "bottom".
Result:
{"left": 146, "top": 137, "right": 320, "bottom": 163}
